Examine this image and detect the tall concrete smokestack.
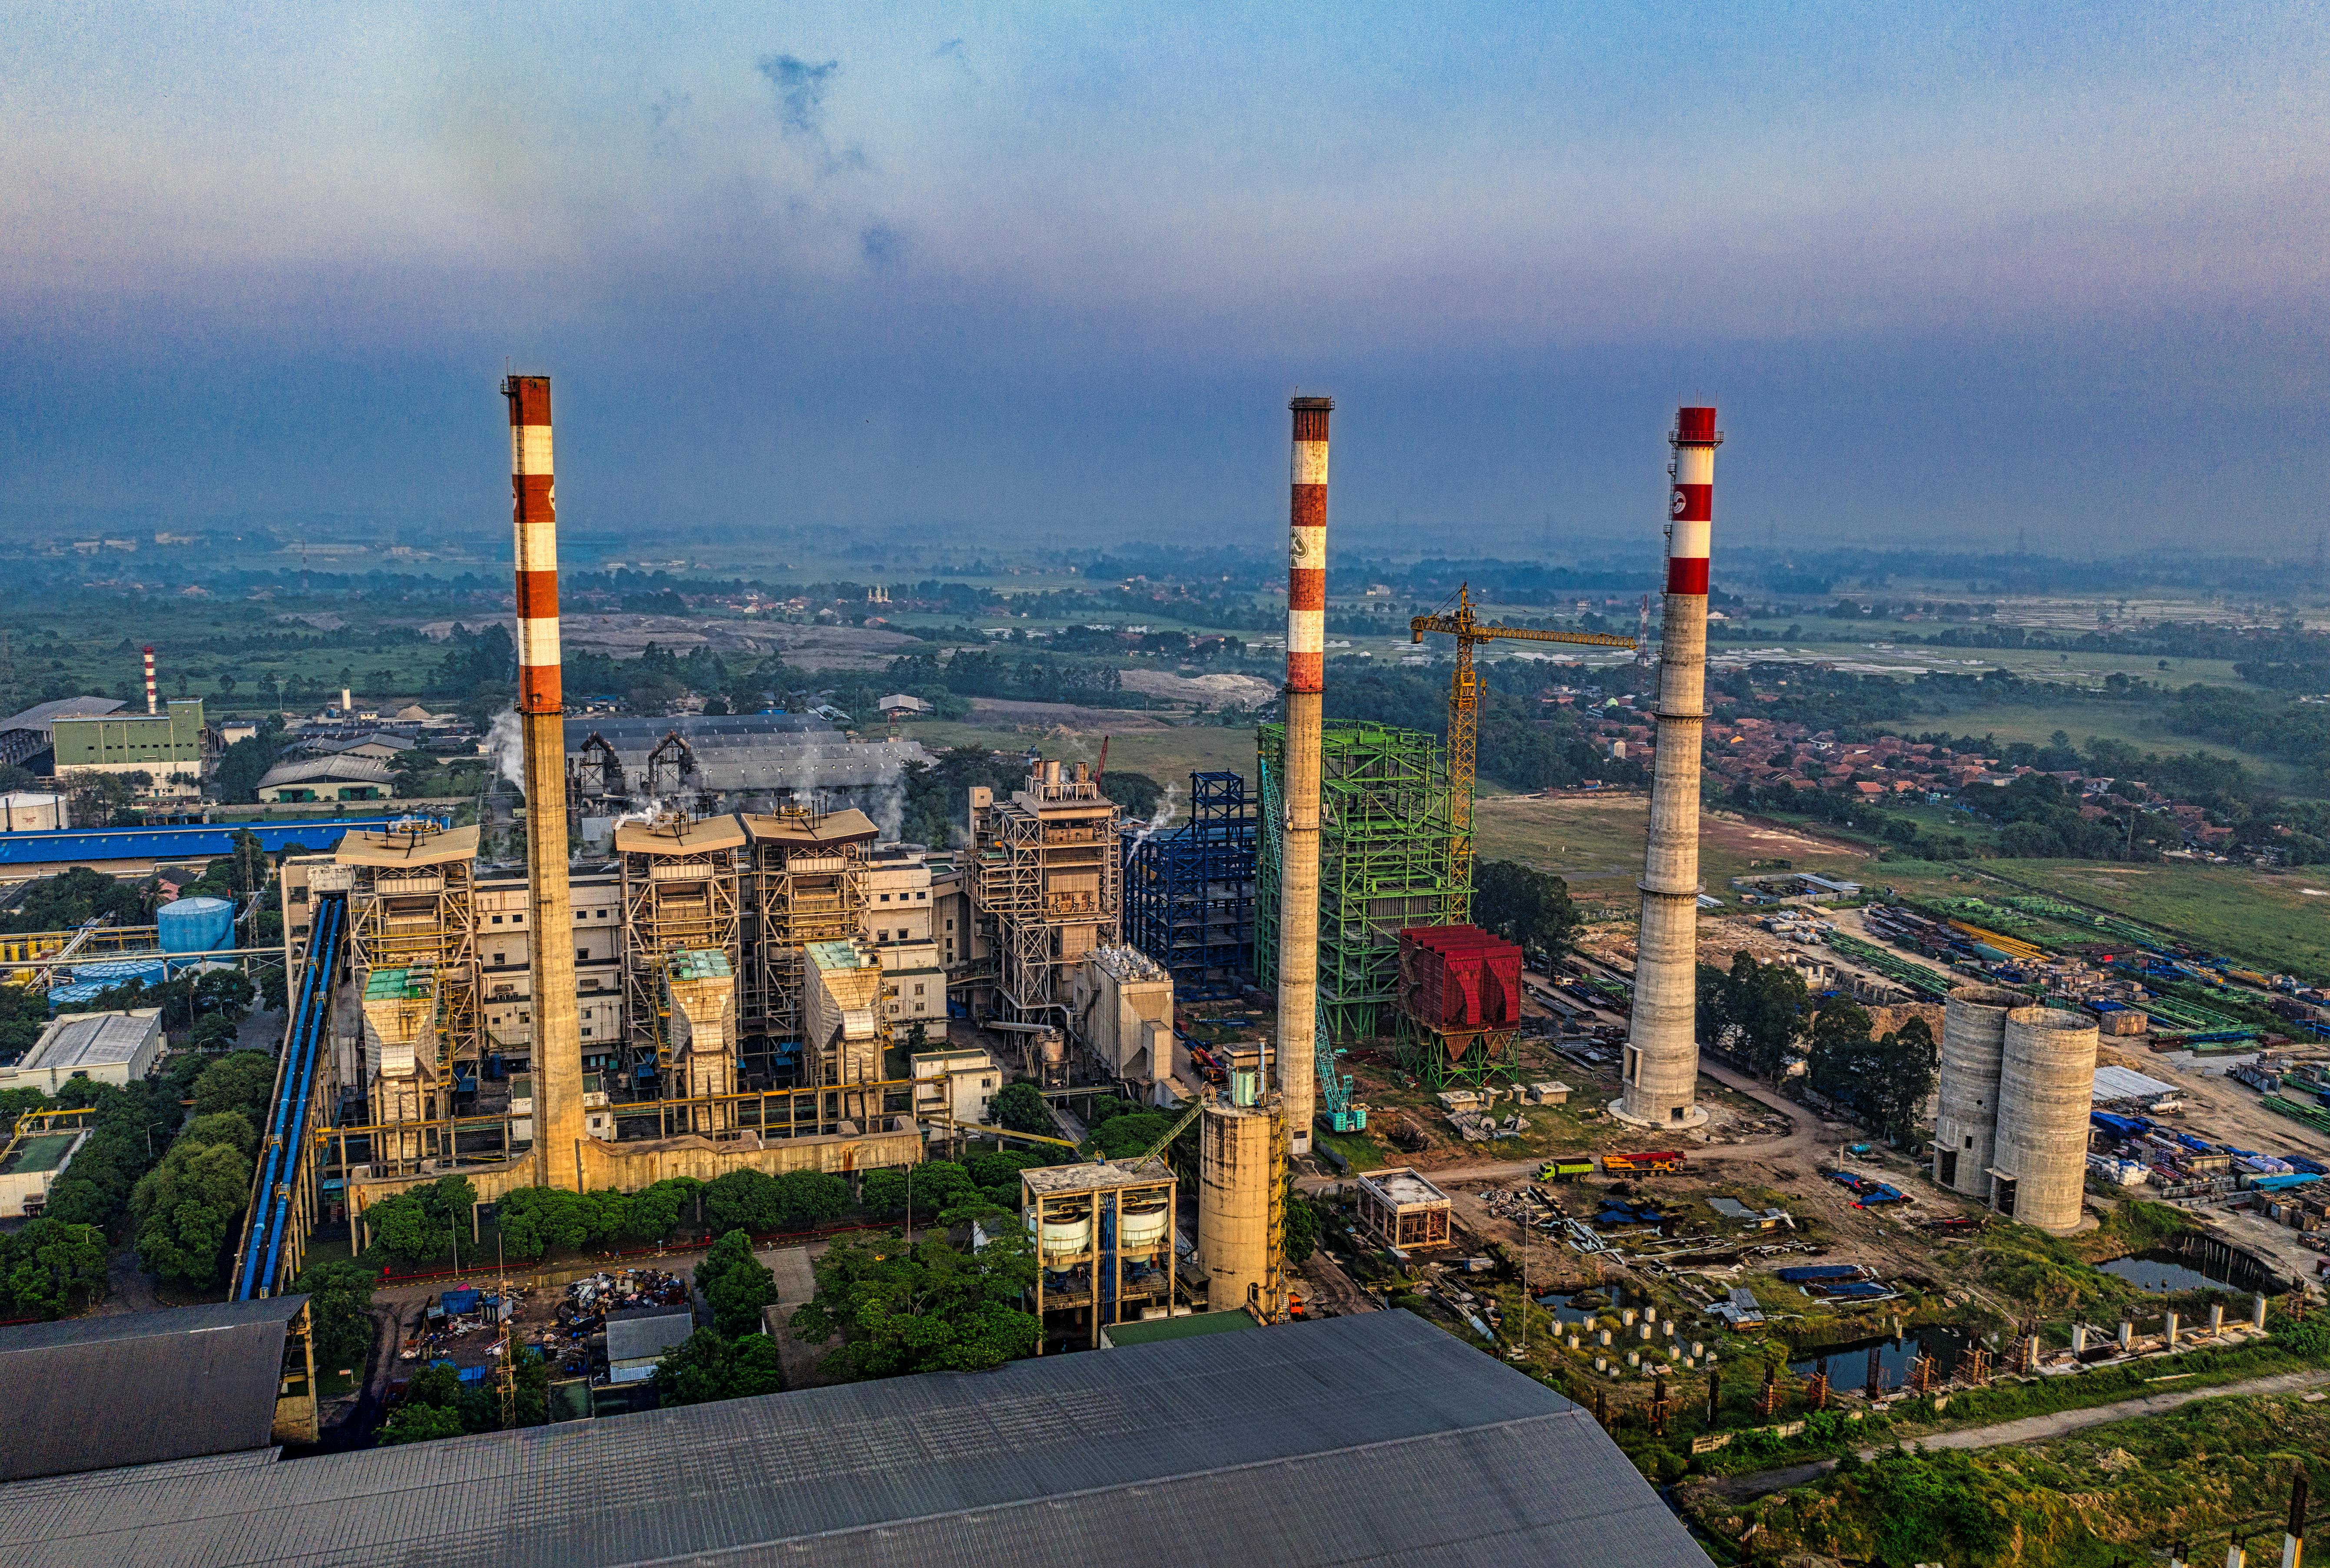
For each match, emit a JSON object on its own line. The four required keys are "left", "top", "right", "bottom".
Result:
{"left": 143, "top": 647, "right": 156, "bottom": 716}
{"left": 1618, "top": 406, "right": 1721, "bottom": 1129}
{"left": 504, "top": 374, "right": 586, "bottom": 1189}
{"left": 1275, "top": 395, "right": 1332, "bottom": 1156}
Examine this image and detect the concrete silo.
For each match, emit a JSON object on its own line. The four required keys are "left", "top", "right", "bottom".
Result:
{"left": 1932, "top": 985, "right": 2025, "bottom": 1199}
{"left": 1992, "top": 1006, "right": 2099, "bottom": 1235}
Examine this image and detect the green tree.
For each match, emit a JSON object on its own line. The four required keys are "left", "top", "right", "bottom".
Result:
{"left": 293, "top": 1260, "right": 379, "bottom": 1378}
{"left": 193, "top": 968, "right": 257, "bottom": 1023}
{"left": 192, "top": 1051, "right": 276, "bottom": 1123}
{"left": 696, "top": 1229, "right": 782, "bottom": 1338}
{"left": 494, "top": 1186, "right": 628, "bottom": 1262}
{"left": 189, "top": 1012, "right": 239, "bottom": 1052}
{"left": 701, "top": 1168, "right": 782, "bottom": 1233}
{"left": 789, "top": 1227, "right": 1041, "bottom": 1381}
{"left": 1087, "top": 1111, "right": 1173, "bottom": 1160}
{"left": 773, "top": 1169, "right": 849, "bottom": 1230}
{"left": 653, "top": 1329, "right": 785, "bottom": 1407}
{"left": 0, "top": 1218, "right": 109, "bottom": 1318}
{"left": 131, "top": 1137, "right": 254, "bottom": 1290}
{"left": 1283, "top": 1183, "right": 1320, "bottom": 1263}
{"left": 620, "top": 1176, "right": 703, "bottom": 1242}
{"left": 1866, "top": 1017, "right": 1938, "bottom": 1142}
{"left": 1805, "top": 999, "right": 1875, "bottom": 1102}
{"left": 1707, "top": 952, "right": 1810, "bottom": 1079}
{"left": 181, "top": 1108, "right": 258, "bottom": 1158}
{"left": 992, "top": 1080, "right": 1053, "bottom": 1135}
{"left": 1472, "top": 860, "right": 1580, "bottom": 964}
{"left": 361, "top": 1174, "right": 476, "bottom": 1270}
{"left": 861, "top": 1161, "right": 979, "bottom": 1224}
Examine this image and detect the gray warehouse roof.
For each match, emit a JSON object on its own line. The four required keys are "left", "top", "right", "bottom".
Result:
{"left": 0, "top": 1309, "right": 1703, "bottom": 1568}
{"left": 604, "top": 1305, "right": 697, "bottom": 1366}
{"left": 0, "top": 1297, "right": 305, "bottom": 1483}
{"left": 22, "top": 1009, "right": 161, "bottom": 1075}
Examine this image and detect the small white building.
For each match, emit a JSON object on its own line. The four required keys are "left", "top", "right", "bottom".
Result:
{"left": 861, "top": 846, "right": 945, "bottom": 1028}
{"left": 912, "top": 1046, "right": 1001, "bottom": 1128}
{"left": 2, "top": 1009, "right": 164, "bottom": 1093}
{"left": 0, "top": 1125, "right": 89, "bottom": 1217}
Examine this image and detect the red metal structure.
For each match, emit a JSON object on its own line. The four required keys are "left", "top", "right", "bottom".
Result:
{"left": 1395, "top": 925, "right": 1525, "bottom": 1088}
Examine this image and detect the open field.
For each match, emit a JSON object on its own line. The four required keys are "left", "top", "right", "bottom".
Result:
{"left": 906, "top": 717, "right": 1260, "bottom": 808}
{"left": 1963, "top": 860, "right": 2330, "bottom": 980}
{"left": 1877, "top": 699, "right": 2300, "bottom": 781}
{"left": 1473, "top": 794, "right": 1878, "bottom": 908}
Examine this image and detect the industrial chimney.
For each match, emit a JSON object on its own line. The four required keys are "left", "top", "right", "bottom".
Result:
{"left": 143, "top": 646, "right": 157, "bottom": 716}
{"left": 504, "top": 374, "right": 587, "bottom": 1189}
{"left": 1618, "top": 406, "right": 1721, "bottom": 1128}
{"left": 1275, "top": 395, "right": 1332, "bottom": 1156}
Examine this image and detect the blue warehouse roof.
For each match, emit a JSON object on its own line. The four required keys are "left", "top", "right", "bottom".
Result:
{"left": 0, "top": 815, "right": 449, "bottom": 868}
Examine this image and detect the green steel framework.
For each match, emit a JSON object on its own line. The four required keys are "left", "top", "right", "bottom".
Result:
{"left": 1255, "top": 721, "right": 1468, "bottom": 1040}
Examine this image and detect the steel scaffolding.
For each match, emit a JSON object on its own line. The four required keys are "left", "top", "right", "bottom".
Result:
{"left": 339, "top": 821, "right": 482, "bottom": 1104}
{"left": 616, "top": 814, "right": 743, "bottom": 1087}
{"left": 968, "top": 757, "right": 1121, "bottom": 1035}
{"left": 742, "top": 806, "right": 875, "bottom": 1069}
{"left": 1255, "top": 722, "right": 1466, "bottom": 1039}
{"left": 1121, "top": 770, "right": 1255, "bottom": 993}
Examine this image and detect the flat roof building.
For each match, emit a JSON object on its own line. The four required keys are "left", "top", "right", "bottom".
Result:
{"left": 2, "top": 1008, "right": 163, "bottom": 1094}
{"left": 1354, "top": 1165, "right": 1455, "bottom": 1250}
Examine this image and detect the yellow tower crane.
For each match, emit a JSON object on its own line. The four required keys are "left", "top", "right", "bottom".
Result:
{"left": 1409, "top": 584, "right": 1637, "bottom": 882}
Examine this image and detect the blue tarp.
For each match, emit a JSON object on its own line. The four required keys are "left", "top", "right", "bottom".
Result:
{"left": 441, "top": 1288, "right": 481, "bottom": 1314}
{"left": 2249, "top": 1173, "right": 2322, "bottom": 1193}
{"left": 0, "top": 814, "right": 449, "bottom": 866}
{"left": 1776, "top": 1265, "right": 1867, "bottom": 1283}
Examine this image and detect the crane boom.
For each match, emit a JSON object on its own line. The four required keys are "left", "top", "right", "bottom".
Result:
{"left": 1406, "top": 584, "right": 1637, "bottom": 885}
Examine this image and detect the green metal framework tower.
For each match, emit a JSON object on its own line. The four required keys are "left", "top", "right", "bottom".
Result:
{"left": 1255, "top": 721, "right": 1468, "bottom": 1039}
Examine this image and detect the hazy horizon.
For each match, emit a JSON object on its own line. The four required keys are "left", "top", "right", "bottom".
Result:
{"left": 7, "top": 3, "right": 2326, "bottom": 556}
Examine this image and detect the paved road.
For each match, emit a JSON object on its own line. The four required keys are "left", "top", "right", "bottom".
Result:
{"left": 1708, "top": 1367, "right": 2330, "bottom": 1501}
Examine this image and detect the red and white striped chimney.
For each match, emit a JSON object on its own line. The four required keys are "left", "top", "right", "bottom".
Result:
{"left": 503, "top": 374, "right": 584, "bottom": 1186}
{"left": 1275, "top": 395, "right": 1333, "bottom": 1154}
{"left": 143, "top": 646, "right": 157, "bottom": 715}
{"left": 507, "top": 378, "right": 561, "bottom": 715}
{"left": 1619, "top": 405, "right": 1722, "bottom": 1129}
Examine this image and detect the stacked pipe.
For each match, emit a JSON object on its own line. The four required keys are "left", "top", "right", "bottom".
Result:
{"left": 1275, "top": 395, "right": 1332, "bottom": 1155}
{"left": 143, "top": 646, "right": 157, "bottom": 716}
{"left": 504, "top": 374, "right": 587, "bottom": 1188}
{"left": 1620, "top": 407, "right": 1721, "bottom": 1128}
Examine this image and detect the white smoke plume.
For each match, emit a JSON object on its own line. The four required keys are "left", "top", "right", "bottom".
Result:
{"left": 1125, "top": 781, "right": 1179, "bottom": 850}
{"left": 485, "top": 708, "right": 526, "bottom": 792}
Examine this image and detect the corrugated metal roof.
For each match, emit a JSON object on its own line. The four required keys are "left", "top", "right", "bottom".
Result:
{"left": 604, "top": 1307, "right": 697, "bottom": 1366}
{"left": 0, "top": 696, "right": 124, "bottom": 737}
{"left": 0, "top": 817, "right": 445, "bottom": 867}
{"left": 0, "top": 1310, "right": 1704, "bottom": 1568}
{"left": 0, "top": 1298, "right": 304, "bottom": 1483}
{"left": 23, "top": 1010, "right": 160, "bottom": 1073}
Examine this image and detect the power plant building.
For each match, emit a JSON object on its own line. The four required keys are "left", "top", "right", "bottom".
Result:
{"left": 966, "top": 757, "right": 1123, "bottom": 1036}
{"left": 48, "top": 698, "right": 207, "bottom": 798}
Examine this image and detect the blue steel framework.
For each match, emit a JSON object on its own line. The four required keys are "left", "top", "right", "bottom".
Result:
{"left": 1120, "top": 771, "right": 1256, "bottom": 996}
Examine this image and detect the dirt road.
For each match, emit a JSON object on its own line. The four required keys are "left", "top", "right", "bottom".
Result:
{"left": 1708, "top": 1367, "right": 2330, "bottom": 1501}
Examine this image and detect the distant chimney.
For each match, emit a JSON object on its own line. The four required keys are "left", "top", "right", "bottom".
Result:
{"left": 143, "top": 646, "right": 157, "bottom": 716}
{"left": 341, "top": 688, "right": 352, "bottom": 714}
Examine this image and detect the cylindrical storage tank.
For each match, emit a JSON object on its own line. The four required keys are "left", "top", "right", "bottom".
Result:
{"left": 1118, "top": 1198, "right": 1170, "bottom": 1251}
{"left": 1934, "top": 986, "right": 2023, "bottom": 1199}
{"left": 1035, "top": 1201, "right": 1094, "bottom": 1263}
{"left": 1196, "top": 1099, "right": 1279, "bottom": 1317}
{"left": 1993, "top": 1006, "right": 2099, "bottom": 1234}
{"left": 158, "top": 896, "right": 235, "bottom": 956}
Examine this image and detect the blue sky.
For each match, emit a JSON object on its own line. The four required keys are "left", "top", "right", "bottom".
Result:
{"left": 4, "top": 2, "right": 2324, "bottom": 557}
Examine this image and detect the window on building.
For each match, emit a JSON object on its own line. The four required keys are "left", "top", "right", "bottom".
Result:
{"left": 491, "top": 915, "right": 503, "bottom": 924}
{"left": 290, "top": 887, "right": 308, "bottom": 904}
{"left": 914, "top": 984, "right": 925, "bottom": 996}
{"left": 879, "top": 893, "right": 891, "bottom": 902}
{"left": 916, "top": 890, "right": 927, "bottom": 899}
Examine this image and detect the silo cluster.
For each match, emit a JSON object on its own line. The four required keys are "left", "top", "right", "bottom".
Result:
{"left": 1933, "top": 986, "right": 2098, "bottom": 1234}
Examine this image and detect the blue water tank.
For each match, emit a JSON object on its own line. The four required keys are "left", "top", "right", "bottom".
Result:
{"left": 158, "top": 896, "right": 235, "bottom": 955}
